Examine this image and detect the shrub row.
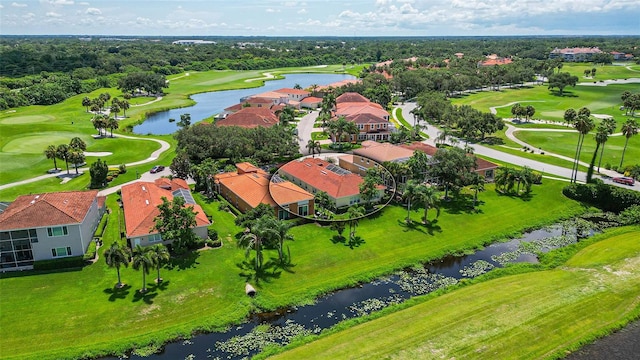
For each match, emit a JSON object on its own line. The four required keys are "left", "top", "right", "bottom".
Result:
{"left": 94, "top": 213, "right": 109, "bottom": 238}
{"left": 33, "top": 256, "right": 86, "bottom": 271}
{"left": 563, "top": 181, "right": 640, "bottom": 213}
{"left": 83, "top": 240, "right": 98, "bottom": 261}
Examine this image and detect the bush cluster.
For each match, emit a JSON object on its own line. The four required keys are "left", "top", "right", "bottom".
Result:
{"left": 33, "top": 256, "right": 86, "bottom": 270}
{"left": 563, "top": 180, "right": 640, "bottom": 213}
{"left": 83, "top": 240, "right": 98, "bottom": 261}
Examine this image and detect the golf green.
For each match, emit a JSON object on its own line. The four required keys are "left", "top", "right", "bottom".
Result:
{"left": 0, "top": 115, "right": 54, "bottom": 125}
{"left": 3, "top": 133, "right": 89, "bottom": 154}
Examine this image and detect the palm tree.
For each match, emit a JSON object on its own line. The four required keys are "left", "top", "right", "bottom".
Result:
{"left": 275, "top": 106, "right": 295, "bottom": 127}
{"left": 56, "top": 144, "right": 71, "bottom": 174}
{"left": 92, "top": 114, "right": 107, "bottom": 136}
{"left": 268, "top": 219, "right": 293, "bottom": 264}
{"left": 110, "top": 102, "right": 120, "bottom": 120}
{"left": 82, "top": 96, "right": 91, "bottom": 112}
{"left": 570, "top": 108, "right": 595, "bottom": 183}
{"left": 619, "top": 119, "right": 639, "bottom": 168}
{"left": 120, "top": 99, "right": 130, "bottom": 117}
{"left": 495, "top": 167, "right": 516, "bottom": 194}
{"left": 44, "top": 144, "right": 59, "bottom": 171}
{"left": 239, "top": 232, "right": 263, "bottom": 272}
{"left": 469, "top": 172, "right": 485, "bottom": 207}
{"left": 306, "top": 139, "right": 321, "bottom": 158}
{"left": 346, "top": 204, "right": 365, "bottom": 241}
{"left": 597, "top": 118, "right": 617, "bottom": 172}
{"left": 563, "top": 108, "right": 577, "bottom": 127}
{"left": 149, "top": 244, "right": 170, "bottom": 283}
{"left": 107, "top": 117, "right": 119, "bottom": 138}
{"left": 402, "top": 180, "right": 419, "bottom": 223}
{"left": 104, "top": 242, "right": 131, "bottom": 288}
{"left": 343, "top": 120, "right": 359, "bottom": 143}
{"left": 67, "top": 148, "right": 85, "bottom": 174}
{"left": 417, "top": 185, "right": 440, "bottom": 224}
{"left": 69, "top": 137, "right": 87, "bottom": 151}
{"left": 132, "top": 245, "right": 154, "bottom": 293}
{"left": 525, "top": 105, "right": 536, "bottom": 122}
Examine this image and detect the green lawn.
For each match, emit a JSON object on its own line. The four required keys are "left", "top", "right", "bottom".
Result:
{"left": 0, "top": 179, "right": 586, "bottom": 360}
{"left": 515, "top": 130, "right": 640, "bottom": 169}
{"left": 311, "top": 131, "right": 329, "bottom": 140}
{"left": 267, "top": 227, "right": 640, "bottom": 360}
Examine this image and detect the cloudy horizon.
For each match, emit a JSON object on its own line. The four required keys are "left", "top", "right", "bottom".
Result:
{"left": 1, "top": 0, "right": 639, "bottom": 37}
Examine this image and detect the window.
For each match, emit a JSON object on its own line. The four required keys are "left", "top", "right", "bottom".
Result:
{"left": 47, "top": 226, "right": 68, "bottom": 237}
{"left": 148, "top": 234, "right": 162, "bottom": 243}
{"left": 298, "top": 205, "right": 309, "bottom": 217}
{"left": 51, "top": 247, "right": 72, "bottom": 257}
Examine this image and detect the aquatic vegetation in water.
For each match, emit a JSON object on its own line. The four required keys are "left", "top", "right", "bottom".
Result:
{"left": 460, "top": 260, "right": 495, "bottom": 278}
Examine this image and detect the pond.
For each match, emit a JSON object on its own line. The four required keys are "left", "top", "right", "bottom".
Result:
{"left": 133, "top": 73, "right": 356, "bottom": 135}
{"left": 106, "top": 223, "right": 591, "bottom": 360}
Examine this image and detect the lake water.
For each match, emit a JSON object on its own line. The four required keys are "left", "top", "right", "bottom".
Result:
{"left": 133, "top": 73, "right": 356, "bottom": 135}
{"left": 106, "top": 224, "right": 592, "bottom": 360}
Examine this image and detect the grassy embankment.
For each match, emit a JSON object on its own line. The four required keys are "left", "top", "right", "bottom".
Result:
{"left": 266, "top": 226, "right": 640, "bottom": 360}
{"left": 0, "top": 179, "right": 585, "bottom": 360}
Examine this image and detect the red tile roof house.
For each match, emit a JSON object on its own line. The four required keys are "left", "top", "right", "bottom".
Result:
{"left": 223, "top": 97, "right": 274, "bottom": 114}
{"left": 334, "top": 92, "right": 393, "bottom": 142}
{"left": 300, "top": 96, "right": 323, "bottom": 109}
{"left": 121, "top": 178, "right": 210, "bottom": 248}
{"left": 0, "top": 190, "right": 104, "bottom": 270}
{"left": 341, "top": 140, "right": 415, "bottom": 174}
{"left": 214, "top": 162, "right": 314, "bottom": 219}
{"left": 277, "top": 157, "right": 383, "bottom": 209}
{"left": 215, "top": 107, "right": 279, "bottom": 129}
{"left": 274, "top": 88, "right": 310, "bottom": 102}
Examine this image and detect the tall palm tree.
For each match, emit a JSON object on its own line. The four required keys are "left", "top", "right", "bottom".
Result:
{"left": 343, "top": 120, "right": 359, "bottom": 143}
{"left": 468, "top": 172, "right": 485, "bottom": 207}
{"left": 268, "top": 218, "right": 293, "bottom": 264}
{"left": 275, "top": 106, "right": 295, "bottom": 127}
{"left": 44, "top": 144, "right": 59, "bottom": 171}
{"left": 597, "top": 118, "right": 617, "bottom": 172}
{"left": 56, "top": 144, "right": 71, "bottom": 174}
{"left": 239, "top": 232, "right": 263, "bottom": 272}
{"left": 417, "top": 185, "right": 440, "bottom": 224}
{"left": 107, "top": 117, "right": 119, "bottom": 138}
{"left": 131, "top": 245, "right": 154, "bottom": 293}
{"left": 570, "top": 108, "right": 595, "bottom": 183}
{"left": 68, "top": 148, "right": 85, "bottom": 174}
{"left": 149, "top": 244, "right": 170, "bottom": 283}
{"left": 110, "top": 102, "right": 121, "bottom": 120}
{"left": 619, "top": 118, "right": 639, "bottom": 168}
{"left": 306, "top": 139, "right": 321, "bottom": 158}
{"left": 495, "top": 167, "right": 516, "bottom": 194}
{"left": 120, "top": 99, "right": 130, "bottom": 117}
{"left": 82, "top": 96, "right": 91, "bottom": 112}
{"left": 346, "top": 204, "right": 365, "bottom": 241}
{"left": 104, "top": 242, "right": 131, "bottom": 288}
{"left": 402, "top": 180, "right": 419, "bottom": 223}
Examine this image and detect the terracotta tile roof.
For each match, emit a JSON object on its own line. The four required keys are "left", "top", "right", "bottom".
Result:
{"left": 121, "top": 181, "right": 209, "bottom": 238}
{"left": 236, "top": 162, "right": 260, "bottom": 174}
{"left": 336, "top": 92, "right": 370, "bottom": 103}
{"left": 336, "top": 102, "right": 388, "bottom": 118}
{"left": 223, "top": 103, "right": 244, "bottom": 112}
{"left": 399, "top": 142, "right": 439, "bottom": 156}
{"left": 269, "top": 179, "right": 314, "bottom": 206}
{"left": 274, "top": 88, "right": 310, "bottom": 96}
{"left": 0, "top": 190, "right": 98, "bottom": 230}
{"left": 216, "top": 107, "right": 278, "bottom": 128}
{"left": 252, "top": 91, "right": 288, "bottom": 101}
{"left": 301, "top": 96, "right": 323, "bottom": 104}
{"left": 346, "top": 113, "right": 388, "bottom": 124}
{"left": 476, "top": 157, "right": 499, "bottom": 171}
{"left": 316, "top": 79, "right": 361, "bottom": 91}
{"left": 353, "top": 141, "right": 415, "bottom": 163}
{"left": 215, "top": 168, "right": 277, "bottom": 208}
{"left": 479, "top": 58, "right": 513, "bottom": 66}
{"left": 278, "top": 158, "right": 363, "bottom": 199}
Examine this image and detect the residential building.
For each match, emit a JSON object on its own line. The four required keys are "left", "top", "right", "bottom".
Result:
{"left": 0, "top": 190, "right": 104, "bottom": 270}
{"left": 121, "top": 178, "right": 210, "bottom": 248}
{"left": 335, "top": 92, "right": 392, "bottom": 142}
{"left": 215, "top": 163, "right": 314, "bottom": 219}
{"left": 340, "top": 141, "right": 414, "bottom": 176}
{"left": 549, "top": 47, "right": 603, "bottom": 62}
{"left": 278, "top": 157, "right": 383, "bottom": 209}
{"left": 478, "top": 54, "right": 513, "bottom": 67}
{"left": 215, "top": 107, "right": 279, "bottom": 129}
{"left": 274, "top": 88, "right": 310, "bottom": 102}
{"left": 300, "top": 96, "right": 323, "bottom": 109}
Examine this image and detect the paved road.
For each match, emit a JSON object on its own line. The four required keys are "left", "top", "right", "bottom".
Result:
{"left": 297, "top": 110, "right": 319, "bottom": 154}
{"left": 394, "top": 102, "right": 640, "bottom": 191}
{"left": 0, "top": 135, "right": 170, "bottom": 191}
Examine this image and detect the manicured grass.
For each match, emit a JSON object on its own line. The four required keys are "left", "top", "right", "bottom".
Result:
{"left": 267, "top": 227, "right": 640, "bottom": 360}
{"left": 311, "top": 131, "right": 328, "bottom": 140}
{"left": 0, "top": 179, "right": 585, "bottom": 360}
{"left": 515, "top": 130, "right": 640, "bottom": 169}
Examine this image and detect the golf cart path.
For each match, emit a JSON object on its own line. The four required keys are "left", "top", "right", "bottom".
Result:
{"left": 0, "top": 135, "right": 170, "bottom": 191}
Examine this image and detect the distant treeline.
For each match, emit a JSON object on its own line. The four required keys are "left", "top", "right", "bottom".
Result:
{"left": 1, "top": 36, "right": 639, "bottom": 77}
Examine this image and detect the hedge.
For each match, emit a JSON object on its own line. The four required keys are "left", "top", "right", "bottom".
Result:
{"left": 563, "top": 181, "right": 640, "bottom": 213}
{"left": 33, "top": 256, "right": 86, "bottom": 271}
{"left": 83, "top": 240, "right": 97, "bottom": 261}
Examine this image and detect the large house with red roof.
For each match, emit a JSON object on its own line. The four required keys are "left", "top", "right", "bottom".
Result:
{"left": 277, "top": 157, "right": 383, "bottom": 209}
{"left": 216, "top": 107, "right": 279, "bottom": 129}
{"left": 215, "top": 162, "right": 314, "bottom": 219}
{"left": 0, "top": 190, "right": 104, "bottom": 269}
{"left": 121, "top": 178, "right": 210, "bottom": 248}
{"left": 334, "top": 92, "right": 392, "bottom": 142}
{"left": 549, "top": 47, "right": 603, "bottom": 62}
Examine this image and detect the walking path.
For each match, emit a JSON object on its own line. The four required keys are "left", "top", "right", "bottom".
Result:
{"left": 394, "top": 102, "right": 640, "bottom": 191}
{"left": 0, "top": 135, "right": 170, "bottom": 191}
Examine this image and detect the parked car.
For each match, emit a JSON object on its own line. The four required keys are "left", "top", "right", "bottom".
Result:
{"left": 612, "top": 177, "right": 635, "bottom": 186}
{"left": 150, "top": 165, "right": 165, "bottom": 174}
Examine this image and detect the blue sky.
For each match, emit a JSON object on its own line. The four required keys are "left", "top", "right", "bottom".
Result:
{"left": 1, "top": 0, "right": 639, "bottom": 36}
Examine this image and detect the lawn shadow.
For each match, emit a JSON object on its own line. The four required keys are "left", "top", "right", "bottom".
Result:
{"left": 550, "top": 90, "right": 578, "bottom": 98}
{"left": 103, "top": 284, "right": 132, "bottom": 302}
{"left": 237, "top": 259, "right": 282, "bottom": 285}
{"left": 494, "top": 190, "right": 535, "bottom": 202}
{"left": 147, "top": 279, "right": 171, "bottom": 293}
{"left": 330, "top": 235, "right": 346, "bottom": 244}
{"left": 440, "top": 194, "right": 481, "bottom": 215}
{"left": 347, "top": 235, "right": 365, "bottom": 249}
{"left": 132, "top": 287, "right": 159, "bottom": 304}
{"left": 397, "top": 219, "right": 427, "bottom": 234}
{"left": 0, "top": 266, "right": 82, "bottom": 279}
{"left": 481, "top": 136, "right": 504, "bottom": 145}
{"left": 418, "top": 219, "right": 443, "bottom": 236}
{"left": 166, "top": 251, "right": 200, "bottom": 271}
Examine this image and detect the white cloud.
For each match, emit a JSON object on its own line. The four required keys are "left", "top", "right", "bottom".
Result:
{"left": 85, "top": 7, "right": 101, "bottom": 15}
{"left": 266, "top": 8, "right": 280, "bottom": 13}
{"left": 297, "top": 8, "right": 307, "bottom": 14}
{"left": 12, "top": 2, "right": 28, "bottom": 7}
{"left": 77, "top": 1, "right": 89, "bottom": 5}
{"left": 46, "top": 11, "right": 62, "bottom": 17}
{"left": 48, "top": 0, "right": 74, "bottom": 5}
